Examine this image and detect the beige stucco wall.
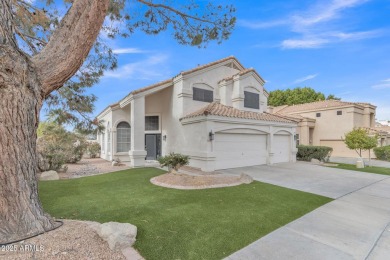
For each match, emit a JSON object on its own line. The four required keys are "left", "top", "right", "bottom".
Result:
{"left": 293, "top": 105, "right": 377, "bottom": 158}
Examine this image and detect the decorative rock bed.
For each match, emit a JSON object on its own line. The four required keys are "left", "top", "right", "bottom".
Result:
{"left": 0, "top": 220, "right": 143, "bottom": 260}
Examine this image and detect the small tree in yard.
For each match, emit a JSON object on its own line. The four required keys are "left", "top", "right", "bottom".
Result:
{"left": 344, "top": 128, "right": 378, "bottom": 165}
{"left": 158, "top": 153, "right": 189, "bottom": 173}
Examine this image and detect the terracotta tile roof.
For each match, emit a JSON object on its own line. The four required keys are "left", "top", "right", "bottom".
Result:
{"left": 181, "top": 102, "right": 295, "bottom": 123}
{"left": 109, "top": 102, "right": 119, "bottom": 108}
{"left": 180, "top": 56, "right": 244, "bottom": 76}
{"left": 218, "top": 68, "right": 256, "bottom": 83}
{"left": 374, "top": 125, "right": 390, "bottom": 134}
{"left": 130, "top": 79, "right": 172, "bottom": 95}
{"left": 362, "top": 127, "right": 389, "bottom": 135}
{"left": 276, "top": 100, "right": 375, "bottom": 114}
{"left": 274, "top": 113, "right": 305, "bottom": 122}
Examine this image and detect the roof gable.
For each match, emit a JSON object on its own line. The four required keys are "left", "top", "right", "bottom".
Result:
{"left": 180, "top": 56, "right": 245, "bottom": 77}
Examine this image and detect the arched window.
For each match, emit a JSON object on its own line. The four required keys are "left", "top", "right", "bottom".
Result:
{"left": 117, "top": 122, "right": 131, "bottom": 153}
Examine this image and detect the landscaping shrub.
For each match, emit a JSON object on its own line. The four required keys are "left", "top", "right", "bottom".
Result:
{"left": 86, "top": 142, "right": 101, "bottom": 158}
{"left": 297, "top": 145, "right": 333, "bottom": 162}
{"left": 373, "top": 146, "right": 390, "bottom": 161}
{"left": 158, "top": 153, "right": 189, "bottom": 172}
{"left": 37, "top": 122, "right": 87, "bottom": 171}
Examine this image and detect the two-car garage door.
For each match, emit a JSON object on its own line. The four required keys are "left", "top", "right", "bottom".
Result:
{"left": 214, "top": 132, "right": 291, "bottom": 170}
{"left": 214, "top": 133, "right": 267, "bottom": 170}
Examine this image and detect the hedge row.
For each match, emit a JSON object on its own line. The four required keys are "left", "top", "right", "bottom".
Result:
{"left": 373, "top": 146, "right": 390, "bottom": 161}
{"left": 296, "top": 145, "right": 333, "bottom": 162}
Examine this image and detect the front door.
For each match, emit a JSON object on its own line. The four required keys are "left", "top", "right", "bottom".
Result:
{"left": 145, "top": 134, "right": 161, "bottom": 160}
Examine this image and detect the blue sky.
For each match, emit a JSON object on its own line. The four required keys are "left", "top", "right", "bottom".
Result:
{"left": 89, "top": 0, "right": 390, "bottom": 120}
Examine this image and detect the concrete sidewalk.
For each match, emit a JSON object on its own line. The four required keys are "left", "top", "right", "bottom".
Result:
{"left": 221, "top": 163, "right": 390, "bottom": 260}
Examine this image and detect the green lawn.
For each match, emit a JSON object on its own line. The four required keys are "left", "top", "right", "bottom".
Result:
{"left": 328, "top": 163, "right": 390, "bottom": 176}
{"left": 39, "top": 168, "right": 331, "bottom": 260}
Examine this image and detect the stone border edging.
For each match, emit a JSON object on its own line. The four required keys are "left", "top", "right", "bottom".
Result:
{"left": 150, "top": 173, "right": 253, "bottom": 190}
{"left": 150, "top": 177, "right": 243, "bottom": 190}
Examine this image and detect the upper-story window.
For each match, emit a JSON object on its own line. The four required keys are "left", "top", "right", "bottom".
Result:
{"left": 193, "top": 87, "right": 213, "bottom": 103}
{"left": 145, "top": 116, "right": 159, "bottom": 131}
{"left": 337, "top": 110, "right": 342, "bottom": 115}
{"left": 244, "top": 91, "right": 259, "bottom": 109}
{"left": 316, "top": 113, "right": 321, "bottom": 117}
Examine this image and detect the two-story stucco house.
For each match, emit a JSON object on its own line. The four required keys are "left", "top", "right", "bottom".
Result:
{"left": 270, "top": 100, "right": 388, "bottom": 158}
{"left": 96, "top": 57, "right": 297, "bottom": 171}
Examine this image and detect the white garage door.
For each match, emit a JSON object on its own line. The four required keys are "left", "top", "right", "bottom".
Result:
{"left": 214, "top": 133, "right": 267, "bottom": 170}
{"left": 273, "top": 134, "right": 291, "bottom": 163}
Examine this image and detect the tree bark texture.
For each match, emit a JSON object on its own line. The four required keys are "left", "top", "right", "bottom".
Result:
{"left": 0, "top": 0, "right": 109, "bottom": 243}
{"left": 33, "top": 0, "right": 110, "bottom": 96}
{"left": 0, "top": 45, "right": 59, "bottom": 244}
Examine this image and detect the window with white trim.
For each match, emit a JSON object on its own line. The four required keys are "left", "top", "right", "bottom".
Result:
{"left": 193, "top": 87, "right": 213, "bottom": 102}
{"left": 244, "top": 91, "right": 260, "bottom": 109}
{"left": 145, "top": 116, "right": 159, "bottom": 131}
{"left": 116, "top": 122, "right": 131, "bottom": 153}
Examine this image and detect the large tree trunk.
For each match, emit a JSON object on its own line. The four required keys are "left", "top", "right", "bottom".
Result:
{"left": 0, "top": 0, "right": 109, "bottom": 244}
{"left": 0, "top": 45, "right": 59, "bottom": 243}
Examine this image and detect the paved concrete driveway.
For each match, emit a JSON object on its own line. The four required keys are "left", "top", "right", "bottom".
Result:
{"left": 220, "top": 162, "right": 390, "bottom": 260}
{"left": 220, "top": 162, "right": 387, "bottom": 199}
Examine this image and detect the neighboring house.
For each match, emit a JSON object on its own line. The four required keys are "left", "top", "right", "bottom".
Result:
{"left": 373, "top": 125, "right": 390, "bottom": 146}
{"left": 377, "top": 120, "right": 390, "bottom": 126}
{"left": 96, "top": 56, "right": 297, "bottom": 171}
{"left": 269, "top": 100, "right": 386, "bottom": 158}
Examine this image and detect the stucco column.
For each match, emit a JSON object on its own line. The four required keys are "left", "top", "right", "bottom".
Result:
{"left": 111, "top": 129, "right": 117, "bottom": 158}
{"left": 129, "top": 96, "right": 147, "bottom": 167}
{"left": 291, "top": 131, "right": 297, "bottom": 163}
{"left": 267, "top": 127, "right": 274, "bottom": 165}
{"left": 232, "top": 76, "right": 244, "bottom": 110}
{"left": 108, "top": 129, "right": 113, "bottom": 161}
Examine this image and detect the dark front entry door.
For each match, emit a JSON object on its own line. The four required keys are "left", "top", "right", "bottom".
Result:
{"left": 145, "top": 134, "right": 161, "bottom": 160}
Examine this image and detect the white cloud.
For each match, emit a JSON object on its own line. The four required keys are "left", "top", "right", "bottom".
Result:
{"left": 371, "top": 83, "right": 390, "bottom": 90}
{"left": 292, "top": 0, "right": 369, "bottom": 30}
{"left": 293, "top": 74, "right": 319, "bottom": 84}
{"left": 282, "top": 39, "right": 328, "bottom": 49}
{"left": 112, "top": 48, "right": 146, "bottom": 54}
{"left": 329, "top": 30, "right": 379, "bottom": 40}
{"left": 282, "top": 30, "right": 382, "bottom": 49}
{"left": 104, "top": 54, "right": 170, "bottom": 80}
{"left": 371, "top": 78, "right": 390, "bottom": 89}
{"left": 244, "top": 0, "right": 379, "bottom": 49}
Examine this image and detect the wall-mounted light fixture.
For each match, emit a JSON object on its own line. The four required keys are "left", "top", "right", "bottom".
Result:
{"left": 163, "top": 135, "right": 167, "bottom": 141}
{"left": 208, "top": 130, "right": 214, "bottom": 141}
